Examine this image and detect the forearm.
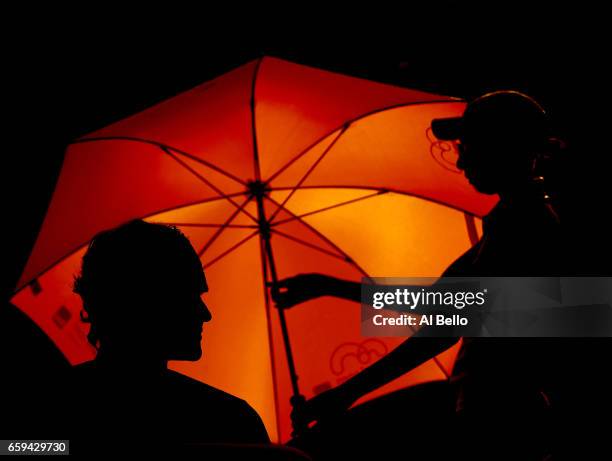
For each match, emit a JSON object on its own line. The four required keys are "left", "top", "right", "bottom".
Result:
{"left": 327, "top": 278, "right": 362, "bottom": 303}
{"left": 338, "top": 335, "right": 460, "bottom": 401}
{"left": 329, "top": 280, "right": 441, "bottom": 307}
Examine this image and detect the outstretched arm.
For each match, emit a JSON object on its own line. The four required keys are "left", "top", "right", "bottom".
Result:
{"left": 292, "top": 334, "right": 459, "bottom": 430}
{"left": 272, "top": 273, "right": 361, "bottom": 307}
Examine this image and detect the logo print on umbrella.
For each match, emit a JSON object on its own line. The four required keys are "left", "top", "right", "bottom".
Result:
{"left": 329, "top": 339, "right": 389, "bottom": 377}
{"left": 427, "top": 127, "right": 461, "bottom": 173}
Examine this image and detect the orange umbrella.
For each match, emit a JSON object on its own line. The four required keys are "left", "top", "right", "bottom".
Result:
{"left": 11, "top": 57, "right": 496, "bottom": 442}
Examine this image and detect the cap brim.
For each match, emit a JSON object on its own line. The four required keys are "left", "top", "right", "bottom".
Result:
{"left": 431, "top": 117, "right": 463, "bottom": 141}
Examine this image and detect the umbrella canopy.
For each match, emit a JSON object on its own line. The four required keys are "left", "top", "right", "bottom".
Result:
{"left": 12, "top": 57, "right": 497, "bottom": 442}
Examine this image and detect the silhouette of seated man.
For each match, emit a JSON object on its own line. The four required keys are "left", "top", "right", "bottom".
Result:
{"left": 67, "top": 220, "right": 269, "bottom": 449}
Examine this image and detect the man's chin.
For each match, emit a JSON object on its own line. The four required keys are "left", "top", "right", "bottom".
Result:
{"left": 187, "top": 349, "right": 203, "bottom": 361}
{"left": 170, "top": 348, "right": 203, "bottom": 361}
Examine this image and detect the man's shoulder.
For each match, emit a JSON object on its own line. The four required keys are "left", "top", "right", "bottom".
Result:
{"left": 165, "top": 370, "right": 251, "bottom": 408}
{"left": 69, "top": 362, "right": 249, "bottom": 409}
{"left": 166, "top": 370, "right": 269, "bottom": 442}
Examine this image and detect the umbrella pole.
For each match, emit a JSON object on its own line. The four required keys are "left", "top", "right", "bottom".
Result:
{"left": 251, "top": 183, "right": 306, "bottom": 429}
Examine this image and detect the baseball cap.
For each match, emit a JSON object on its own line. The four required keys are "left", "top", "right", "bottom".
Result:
{"left": 431, "top": 90, "right": 548, "bottom": 142}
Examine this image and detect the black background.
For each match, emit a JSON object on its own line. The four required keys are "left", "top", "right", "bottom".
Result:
{"left": 2, "top": 3, "right": 610, "bottom": 450}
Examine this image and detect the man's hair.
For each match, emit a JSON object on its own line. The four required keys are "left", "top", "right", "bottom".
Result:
{"left": 73, "top": 220, "right": 194, "bottom": 348}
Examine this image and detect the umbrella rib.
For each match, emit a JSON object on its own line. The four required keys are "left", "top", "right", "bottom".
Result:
{"left": 267, "top": 125, "right": 348, "bottom": 224}
{"left": 464, "top": 213, "right": 480, "bottom": 245}
{"left": 264, "top": 99, "right": 461, "bottom": 185}
{"left": 161, "top": 147, "right": 258, "bottom": 224}
{"left": 146, "top": 192, "right": 249, "bottom": 217}
{"left": 202, "top": 230, "right": 259, "bottom": 269}
{"left": 197, "top": 195, "right": 254, "bottom": 258}
{"left": 73, "top": 136, "right": 247, "bottom": 186}
{"left": 270, "top": 185, "right": 486, "bottom": 218}
{"left": 250, "top": 57, "right": 265, "bottom": 181}
{"left": 270, "top": 189, "right": 388, "bottom": 226}
{"left": 264, "top": 196, "right": 371, "bottom": 280}
{"left": 152, "top": 222, "right": 258, "bottom": 229}
{"left": 269, "top": 229, "right": 349, "bottom": 261}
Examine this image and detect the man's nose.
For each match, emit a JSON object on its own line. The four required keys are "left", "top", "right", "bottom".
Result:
{"left": 200, "top": 300, "right": 212, "bottom": 323}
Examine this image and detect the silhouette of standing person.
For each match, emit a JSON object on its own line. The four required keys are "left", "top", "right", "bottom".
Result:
{"left": 274, "top": 91, "right": 563, "bottom": 459}
{"left": 66, "top": 220, "right": 269, "bottom": 452}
